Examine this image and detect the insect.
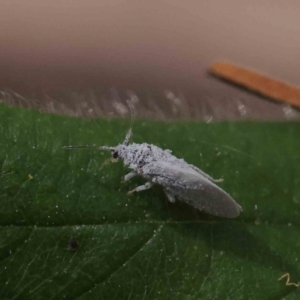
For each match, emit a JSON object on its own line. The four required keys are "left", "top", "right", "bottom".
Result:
{"left": 64, "top": 101, "right": 242, "bottom": 218}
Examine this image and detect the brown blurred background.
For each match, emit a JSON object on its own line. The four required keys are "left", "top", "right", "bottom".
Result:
{"left": 1, "top": 1, "right": 300, "bottom": 120}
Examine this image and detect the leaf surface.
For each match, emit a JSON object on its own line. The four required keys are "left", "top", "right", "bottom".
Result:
{"left": 0, "top": 104, "right": 300, "bottom": 299}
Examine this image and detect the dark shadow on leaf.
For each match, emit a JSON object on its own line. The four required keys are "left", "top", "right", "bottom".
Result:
{"left": 152, "top": 187, "right": 299, "bottom": 279}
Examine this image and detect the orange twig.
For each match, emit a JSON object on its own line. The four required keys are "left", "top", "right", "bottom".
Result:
{"left": 209, "top": 62, "right": 300, "bottom": 108}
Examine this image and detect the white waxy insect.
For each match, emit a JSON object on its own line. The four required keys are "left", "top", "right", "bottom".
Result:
{"left": 65, "top": 101, "right": 242, "bottom": 218}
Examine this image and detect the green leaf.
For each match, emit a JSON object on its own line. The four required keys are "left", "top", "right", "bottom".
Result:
{"left": 0, "top": 103, "right": 300, "bottom": 299}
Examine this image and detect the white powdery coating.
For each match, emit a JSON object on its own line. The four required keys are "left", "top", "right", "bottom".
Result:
{"left": 111, "top": 141, "right": 242, "bottom": 219}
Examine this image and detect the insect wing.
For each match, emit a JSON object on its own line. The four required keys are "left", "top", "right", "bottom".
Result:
{"left": 178, "top": 175, "right": 242, "bottom": 218}
{"left": 145, "top": 162, "right": 242, "bottom": 218}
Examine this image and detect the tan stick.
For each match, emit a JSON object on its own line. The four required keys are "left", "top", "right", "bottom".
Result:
{"left": 210, "top": 62, "right": 300, "bottom": 108}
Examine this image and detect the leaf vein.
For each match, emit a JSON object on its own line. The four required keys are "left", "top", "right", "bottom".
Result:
{"left": 75, "top": 224, "right": 164, "bottom": 300}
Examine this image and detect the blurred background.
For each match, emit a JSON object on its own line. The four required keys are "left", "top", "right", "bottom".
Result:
{"left": 1, "top": 0, "right": 300, "bottom": 120}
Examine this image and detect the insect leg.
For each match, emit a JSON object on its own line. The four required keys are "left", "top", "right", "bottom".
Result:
{"left": 190, "top": 165, "right": 224, "bottom": 183}
{"left": 164, "top": 189, "right": 176, "bottom": 203}
{"left": 127, "top": 182, "right": 153, "bottom": 195}
{"left": 122, "top": 171, "right": 137, "bottom": 182}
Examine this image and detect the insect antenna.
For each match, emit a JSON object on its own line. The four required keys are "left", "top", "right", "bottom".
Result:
{"left": 63, "top": 145, "right": 99, "bottom": 149}
{"left": 64, "top": 100, "right": 135, "bottom": 150}
{"left": 64, "top": 145, "right": 115, "bottom": 151}
{"left": 98, "top": 146, "right": 115, "bottom": 151}
{"left": 123, "top": 100, "right": 136, "bottom": 146}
